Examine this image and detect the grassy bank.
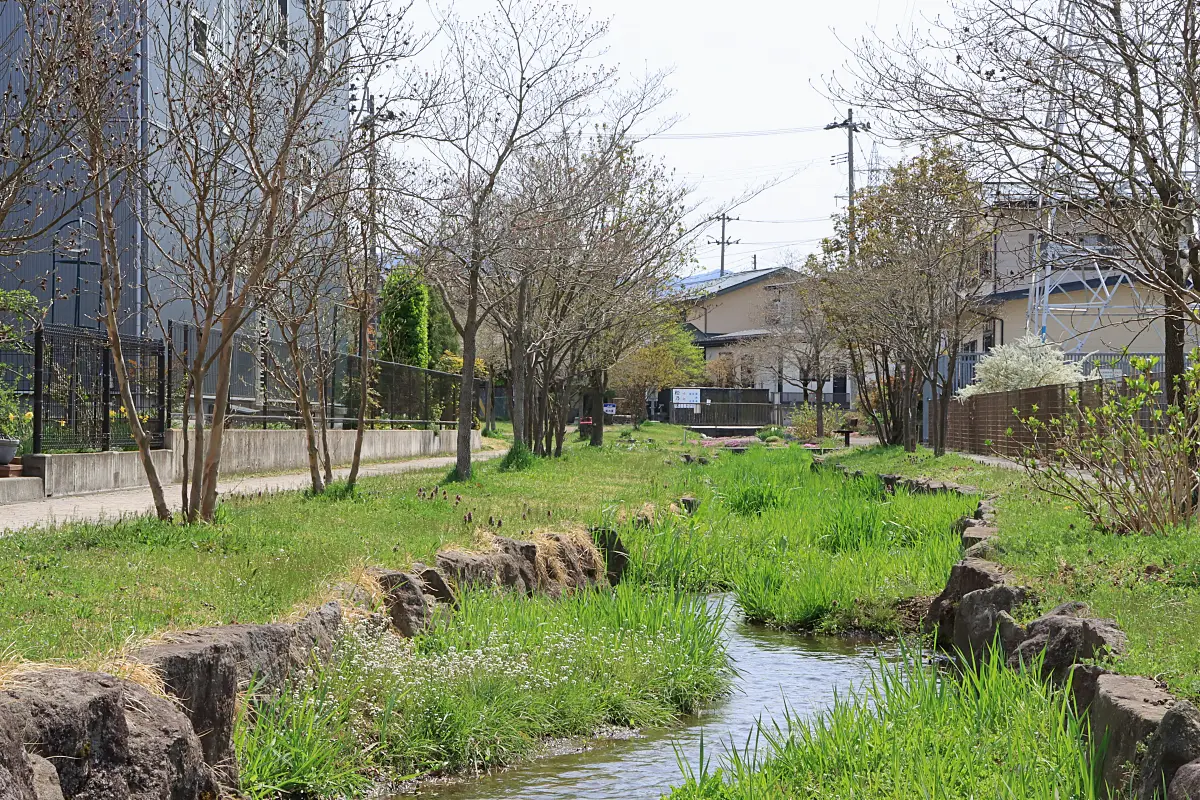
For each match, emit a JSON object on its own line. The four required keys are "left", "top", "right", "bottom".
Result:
{"left": 618, "top": 446, "right": 978, "bottom": 633}
{"left": 831, "top": 446, "right": 1200, "bottom": 699}
{"left": 670, "top": 650, "right": 1098, "bottom": 800}
{"left": 0, "top": 426, "right": 696, "bottom": 661}
{"left": 235, "top": 585, "right": 730, "bottom": 797}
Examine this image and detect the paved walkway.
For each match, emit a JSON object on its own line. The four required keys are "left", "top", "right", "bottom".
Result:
{"left": 1, "top": 449, "right": 506, "bottom": 533}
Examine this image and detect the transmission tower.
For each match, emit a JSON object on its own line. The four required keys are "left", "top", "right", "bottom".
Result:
{"left": 1025, "top": 0, "right": 1151, "bottom": 353}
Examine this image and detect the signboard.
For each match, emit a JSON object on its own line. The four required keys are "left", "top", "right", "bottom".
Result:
{"left": 603, "top": 403, "right": 617, "bottom": 415}
{"left": 1097, "top": 367, "right": 1123, "bottom": 380}
{"left": 672, "top": 388, "right": 701, "bottom": 405}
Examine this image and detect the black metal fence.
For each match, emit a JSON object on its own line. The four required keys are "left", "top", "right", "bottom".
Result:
{"left": 1, "top": 324, "right": 167, "bottom": 453}
{"left": 0, "top": 322, "right": 484, "bottom": 453}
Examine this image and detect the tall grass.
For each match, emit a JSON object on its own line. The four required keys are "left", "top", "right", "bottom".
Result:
{"left": 235, "top": 584, "right": 731, "bottom": 793}
{"left": 620, "top": 447, "right": 978, "bottom": 633}
{"left": 671, "top": 648, "right": 1099, "bottom": 800}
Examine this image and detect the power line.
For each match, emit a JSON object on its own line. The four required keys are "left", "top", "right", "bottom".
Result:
{"left": 825, "top": 109, "right": 871, "bottom": 264}
{"left": 738, "top": 216, "right": 830, "bottom": 224}
{"left": 649, "top": 124, "right": 826, "bottom": 141}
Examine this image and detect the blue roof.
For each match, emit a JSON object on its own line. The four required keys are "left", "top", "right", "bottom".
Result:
{"left": 678, "top": 266, "right": 796, "bottom": 298}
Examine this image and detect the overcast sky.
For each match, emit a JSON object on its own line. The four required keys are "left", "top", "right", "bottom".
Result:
{"left": 415, "top": 0, "right": 950, "bottom": 277}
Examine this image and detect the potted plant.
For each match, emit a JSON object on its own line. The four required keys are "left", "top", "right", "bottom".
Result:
{"left": 0, "top": 378, "right": 30, "bottom": 466}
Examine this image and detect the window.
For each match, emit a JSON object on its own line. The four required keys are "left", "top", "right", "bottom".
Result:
{"left": 190, "top": 13, "right": 209, "bottom": 60}
{"left": 275, "top": 0, "right": 288, "bottom": 47}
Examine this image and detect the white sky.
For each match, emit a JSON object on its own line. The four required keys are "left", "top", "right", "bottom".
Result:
{"left": 415, "top": 0, "right": 951, "bottom": 277}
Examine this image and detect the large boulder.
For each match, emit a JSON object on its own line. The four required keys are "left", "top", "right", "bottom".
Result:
{"left": 1170, "top": 761, "right": 1200, "bottom": 799}
{"left": 1093, "top": 674, "right": 1175, "bottom": 797}
{"left": 1069, "top": 663, "right": 1110, "bottom": 714}
{"left": 410, "top": 563, "right": 456, "bottom": 606}
{"left": 0, "top": 702, "right": 34, "bottom": 800}
{"left": 132, "top": 639, "right": 239, "bottom": 785}
{"left": 539, "top": 533, "right": 605, "bottom": 593}
{"left": 953, "top": 584, "right": 1028, "bottom": 662}
{"left": 1, "top": 670, "right": 217, "bottom": 800}
{"left": 1008, "top": 607, "right": 1127, "bottom": 681}
{"left": 436, "top": 537, "right": 540, "bottom": 595}
{"left": 925, "top": 558, "right": 1008, "bottom": 648}
{"left": 369, "top": 569, "right": 430, "bottom": 637}
{"left": 1138, "top": 701, "right": 1200, "bottom": 800}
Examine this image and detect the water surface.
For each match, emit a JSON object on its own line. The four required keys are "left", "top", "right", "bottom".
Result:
{"left": 413, "top": 602, "right": 881, "bottom": 799}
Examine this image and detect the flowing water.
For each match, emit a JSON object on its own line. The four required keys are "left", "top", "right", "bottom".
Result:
{"left": 411, "top": 600, "right": 883, "bottom": 799}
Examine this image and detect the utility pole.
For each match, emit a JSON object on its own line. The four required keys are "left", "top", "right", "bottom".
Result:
{"left": 825, "top": 109, "right": 871, "bottom": 264}
{"left": 708, "top": 213, "right": 740, "bottom": 277}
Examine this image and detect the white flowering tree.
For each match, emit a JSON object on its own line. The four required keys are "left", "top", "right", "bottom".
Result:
{"left": 957, "top": 335, "right": 1088, "bottom": 399}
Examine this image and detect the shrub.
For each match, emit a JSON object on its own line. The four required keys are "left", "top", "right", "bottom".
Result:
{"left": 498, "top": 440, "right": 536, "bottom": 472}
{"left": 787, "top": 404, "right": 846, "bottom": 442}
{"left": 756, "top": 425, "right": 788, "bottom": 441}
{"left": 958, "top": 334, "right": 1088, "bottom": 398}
{"left": 1016, "top": 354, "right": 1200, "bottom": 533}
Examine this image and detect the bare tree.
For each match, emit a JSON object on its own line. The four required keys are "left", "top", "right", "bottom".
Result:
{"left": 839, "top": 0, "right": 1200, "bottom": 400}
{"left": 140, "top": 0, "right": 424, "bottom": 520}
{"left": 397, "top": 0, "right": 618, "bottom": 480}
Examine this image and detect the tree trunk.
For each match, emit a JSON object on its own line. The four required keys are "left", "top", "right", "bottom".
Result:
{"left": 589, "top": 369, "right": 606, "bottom": 447}
{"left": 198, "top": 337, "right": 236, "bottom": 521}
{"left": 455, "top": 316, "right": 478, "bottom": 480}
{"left": 346, "top": 310, "right": 370, "bottom": 490}
{"left": 287, "top": 338, "right": 324, "bottom": 494}
{"left": 815, "top": 375, "right": 826, "bottom": 440}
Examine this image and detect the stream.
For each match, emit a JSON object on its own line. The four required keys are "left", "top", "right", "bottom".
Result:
{"left": 413, "top": 599, "right": 883, "bottom": 799}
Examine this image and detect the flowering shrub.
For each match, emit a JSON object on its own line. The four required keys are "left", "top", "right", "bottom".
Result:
{"left": 0, "top": 378, "right": 31, "bottom": 444}
{"left": 236, "top": 585, "right": 730, "bottom": 792}
{"left": 958, "top": 335, "right": 1088, "bottom": 398}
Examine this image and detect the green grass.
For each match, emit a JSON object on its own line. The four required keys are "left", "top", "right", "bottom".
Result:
{"left": 618, "top": 446, "right": 978, "bottom": 633}
{"left": 0, "top": 424, "right": 698, "bottom": 662}
{"left": 670, "top": 648, "right": 1099, "bottom": 800}
{"left": 236, "top": 585, "right": 730, "bottom": 792}
{"left": 832, "top": 445, "right": 1200, "bottom": 699}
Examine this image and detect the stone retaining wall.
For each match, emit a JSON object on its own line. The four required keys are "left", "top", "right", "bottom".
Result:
{"left": 0, "top": 528, "right": 626, "bottom": 799}
{"left": 826, "top": 460, "right": 1200, "bottom": 800}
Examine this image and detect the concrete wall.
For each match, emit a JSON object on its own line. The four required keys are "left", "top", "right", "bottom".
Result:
{"left": 23, "top": 449, "right": 178, "bottom": 498}
{"left": 19, "top": 429, "right": 483, "bottom": 498}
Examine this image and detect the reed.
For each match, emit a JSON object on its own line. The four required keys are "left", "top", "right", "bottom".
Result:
{"left": 620, "top": 447, "right": 978, "bottom": 633}
{"left": 671, "top": 648, "right": 1099, "bottom": 799}
{"left": 235, "top": 584, "right": 731, "bottom": 792}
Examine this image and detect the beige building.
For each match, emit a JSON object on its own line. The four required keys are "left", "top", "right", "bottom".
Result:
{"left": 680, "top": 267, "right": 850, "bottom": 404}
{"left": 965, "top": 202, "right": 1191, "bottom": 357}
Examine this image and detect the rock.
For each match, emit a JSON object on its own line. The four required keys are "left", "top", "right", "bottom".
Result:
{"left": 122, "top": 680, "right": 219, "bottom": 800}
{"left": 29, "top": 755, "right": 63, "bottom": 800}
{"left": 2, "top": 670, "right": 217, "bottom": 800}
{"left": 962, "top": 525, "right": 998, "bottom": 549}
{"left": 1138, "top": 701, "right": 1200, "bottom": 800}
{"left": 964, "top": 539, "right": 1000, "bottom": 560}
{"left": 133, "top": 638, "right": 239, "bottom": 784}
{"left": 696, "top": 456, "right": 710, "bottom": 465}
{"left": 925, "top": 558, "right": 1008, "bottom": 648}
{"left": 953, "top": 584, "right": 1028, "bottom": 662}
{"left": 681, "top": 453, "right": 694, "bottom": 464}
{"left": 413, "top": 564, "right": 456, "bottom": 606}
{"left": 1008, "top": 611, "right": 1127, "bottom": 681}
{"left": 1047, "top": 601, "right": 1091, "bottom": 618}
{"left": 540, "top": 533, "right": 605, "bottom": 592}
{"left": 370, "top": 570, "right": 430, "bottom": 637}
{"left": 955, "top": 516, "right": 981, "bottom": 534}
{"left": 291, "top": 602, "right": 342, "bottom": 666}
{"left": 975, "top": 499, "right": 997, "bottom": 520}
{"left": 436, "top": 537, "right": 539, "bottom": 595}
{"left": 0, "top": 703, "right": 34, "bottom": 800}
{"left": 680, "top": 496, "right": 700, "bottom": 515}
{"left": 1093, "top": 674, "right": 1174, "bottom": 795}
{"left": 1069, "top": 663, "right": 1110, "bottom": 713}
{"left": 1170, "top": 761, "right": 1200, "bottom": 799}
{"left": 590, "top": 526, "right": 629, "bottom": 586}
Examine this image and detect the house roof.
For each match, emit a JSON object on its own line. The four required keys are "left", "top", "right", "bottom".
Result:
{"left": 679, "top": 266, "right": 798, "bottom": 300}
{"left": 986, "top": 274, "right": 1129, "bottom": 303}
{"left": 697, "top": 328, "right": 769, "bottom": 346}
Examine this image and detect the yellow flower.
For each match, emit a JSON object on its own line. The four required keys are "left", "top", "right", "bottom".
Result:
{"left": 6, "top": 414, "right": 13, "bottom": 422}
{"left": 58, "top": 420, "right": 66, "bottom": 427}
{"left": 23, "top": 411, "right": 32, "bottom": 421}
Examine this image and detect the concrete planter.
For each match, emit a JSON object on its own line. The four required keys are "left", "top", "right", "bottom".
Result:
{"left": 0, "top": 438, "right": 17, "bottom": 466}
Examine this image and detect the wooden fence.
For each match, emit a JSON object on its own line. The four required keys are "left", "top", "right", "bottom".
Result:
{"left": 946, "top": 381, "right": 1103, "bottom": 457}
